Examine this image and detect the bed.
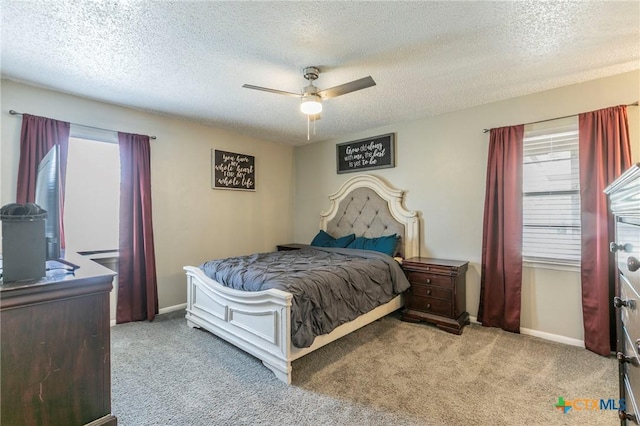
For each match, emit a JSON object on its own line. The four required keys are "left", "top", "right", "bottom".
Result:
{"left": 184, "top": 174, "right": 419, "bottom": 384}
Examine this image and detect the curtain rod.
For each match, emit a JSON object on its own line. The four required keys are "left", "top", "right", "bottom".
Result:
{"left": 8, "top": 110, "right": 157, "bottom": 140}
{"left": 482, "top": 101, "right": 639, "bottom": 133}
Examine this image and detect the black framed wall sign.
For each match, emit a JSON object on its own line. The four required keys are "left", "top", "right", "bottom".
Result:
{"left": 336, "top": 133, "right": 395, "bottom": 174}
{"left": 212, "top": 149, "right": 256, "bottom": 191}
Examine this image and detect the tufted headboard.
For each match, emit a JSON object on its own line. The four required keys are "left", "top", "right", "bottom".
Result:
{"left": 319, "top": 175, "right": 419, "bottom": 259}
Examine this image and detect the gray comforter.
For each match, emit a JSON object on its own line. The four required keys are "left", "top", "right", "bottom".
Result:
{"left": 199, "top": 247, "right": 410, "bottom": 348}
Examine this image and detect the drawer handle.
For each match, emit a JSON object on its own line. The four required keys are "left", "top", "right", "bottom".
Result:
{"left": 426, "top": 303, "right": 431, "bottom": 309}
{"left": 616, "top": 352, "right": 640, "bottom": 367}
{"left": 618, "top": 410, "right": 638, "bottom": 423}
{"left": 426, "top": 289, "right": 431, "bottom": 295}
{"left": 426, "top": 279, "right": 431, "bottom": 284}
{"left": 610, "top": 242, "right": 632, "bottom": 253}
{"left": 628, "top": 256, "right": 640, "bottom": 272}
{"left": 613, "top": 297, "right": 635, "bottom": 309}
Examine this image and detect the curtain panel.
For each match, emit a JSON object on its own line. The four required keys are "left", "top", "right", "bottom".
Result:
{"left": 579, "top": 105, "right": 632, "bottom": 356}
{"left": 16, "top": 113, "right": 70, "bottom": 248}
{"left": 478, "top": 125, "right": 524, "bottom": 333}
{"left": 117, "top": 132, "right": 158, "bottom": 323}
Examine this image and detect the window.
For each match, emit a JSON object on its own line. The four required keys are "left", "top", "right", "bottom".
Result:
{"left": 522, "top": 117, "right": 580, "bottom": 265}
{"left": 64, "top": 134, "right": 120, "bottom": 253}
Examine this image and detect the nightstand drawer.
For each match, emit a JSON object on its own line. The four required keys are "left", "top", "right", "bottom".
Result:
{"left": 406, "top": 271, "right": 451, "bottom": 288}
{"left": 406, "top": 295, "right": 452, "bottom": 317}
{"left": 409, "top": 284, "right": 451, "bottom": 300}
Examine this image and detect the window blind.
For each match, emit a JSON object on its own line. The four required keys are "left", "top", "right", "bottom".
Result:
{"left": 523, "top": 123, "right": 581, "bottom": 263}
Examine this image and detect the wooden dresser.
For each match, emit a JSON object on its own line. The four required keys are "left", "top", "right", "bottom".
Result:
{"left": 400, "top": 257, "right": 470, "bottom": 334}
{"left": 605, "top": 163, "right": 640, "bottom": 425}
{"left": 1, "top": 253, "right": 117, "bottom": 426}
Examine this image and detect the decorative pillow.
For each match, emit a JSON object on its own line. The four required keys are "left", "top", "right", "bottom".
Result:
{"left": 310, "top": 230, "right": 355, "bottom": 248}
{"left": 347, "top": 234, "right": 398, "bottom": 256}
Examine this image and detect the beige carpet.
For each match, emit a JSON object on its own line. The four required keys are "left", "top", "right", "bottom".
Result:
{"left": 112, "top": 311, "right": 618, "bottom": 425}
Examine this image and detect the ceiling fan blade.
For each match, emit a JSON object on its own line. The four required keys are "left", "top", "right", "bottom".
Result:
{"left": 242, "top": 84, "right": 301, "bottom": 98}
{"left": 317, "top": 76, "right": 376, "bottom": 99}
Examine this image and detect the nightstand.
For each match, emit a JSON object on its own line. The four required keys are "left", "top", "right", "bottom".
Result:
{"left": 276, "top": 243, "right": 310, "bottom": 251}
{"left": 401, "top": 257, "right": 470, "bottom": 334}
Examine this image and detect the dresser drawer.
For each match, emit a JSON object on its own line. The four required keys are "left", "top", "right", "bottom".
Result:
{"left": 622, "top": 327, "right": 640, "bottom": 420}
{"left": 620, "top": 274, "right": 640, "bottom": 349}
{"left": 409, "top": 283, "right": 452, "bottom": 300}
{"left": 624, "top": 375, "right": 640, "bottom": 425}
{"left": 406, "top": 295, "right": 452, "bottom": 317}
{"left": 617, "top": 222, "right": 640, "bottom": 291}
{"left": 406, "top": 271, "right": 451, "bottom": 288}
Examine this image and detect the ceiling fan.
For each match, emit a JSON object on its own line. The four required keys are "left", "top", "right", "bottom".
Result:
{"left": 242, "top": 67, "right": 376, "bottom": 138}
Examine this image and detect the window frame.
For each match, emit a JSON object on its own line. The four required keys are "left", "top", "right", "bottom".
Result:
{"left": 522, "top": 117, "right": 581, "bottom": 270}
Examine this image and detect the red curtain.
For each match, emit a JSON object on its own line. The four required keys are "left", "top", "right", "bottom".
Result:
{"left": 117, "top": 132, "right": 158, "bottom": 323}
{"left": 16, "top": 114, "right": 70, "bottom": 248}
{"left": 579, "top": 105, "right": 632, "bottom": 356}
{"left": 478, "top": 125, "right": 524, "bottom": 333}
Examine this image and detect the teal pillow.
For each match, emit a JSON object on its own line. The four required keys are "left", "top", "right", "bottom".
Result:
{"left": 347, "top": 234, "right": 398, "bottom": 256}
{"left": 310, "top": 230, "right": 334, "bottom": 246}
{"left": 310, "top": 230, "right": 355, "bottom": 248}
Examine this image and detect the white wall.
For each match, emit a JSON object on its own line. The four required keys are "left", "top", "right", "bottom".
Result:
{"left": 293, "top": 70, "right": 640, "bottom": 343}
{"left": 1, "top": 79, "right": 295, "bottom": 319}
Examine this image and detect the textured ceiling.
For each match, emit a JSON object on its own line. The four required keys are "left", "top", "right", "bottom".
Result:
{"left": 1, "top": 1, "right": 639, "bottom": 145}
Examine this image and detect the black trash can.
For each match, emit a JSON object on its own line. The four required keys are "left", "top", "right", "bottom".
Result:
{"left": 1, "top": 203, "right": 47, "bottom": 282}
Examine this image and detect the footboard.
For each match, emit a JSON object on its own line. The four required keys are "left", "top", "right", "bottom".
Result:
{"left": 184, "top": 266, "right": 294, "bottom": 383}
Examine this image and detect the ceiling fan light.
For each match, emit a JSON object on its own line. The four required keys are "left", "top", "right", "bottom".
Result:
{"left": 300, "top": 95, "right": 322, "bottom": 115}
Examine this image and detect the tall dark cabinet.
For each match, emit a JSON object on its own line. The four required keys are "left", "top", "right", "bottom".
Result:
{"left": 1, "top": 253, "right": 117, "bottom": 426}
{"left": 605, "top": 163, "right": 640, "bottom": 425}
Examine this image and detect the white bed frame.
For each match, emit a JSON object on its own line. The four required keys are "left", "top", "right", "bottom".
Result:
{"left": 184, "top": 174, "right": 419, "bottom": 384}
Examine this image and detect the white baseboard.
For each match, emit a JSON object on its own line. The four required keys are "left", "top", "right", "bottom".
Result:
{"left": 110, "top": 303, "right": 187, "bottom": 327}
{"left": 469, "top": 316, "right": 585, "bottom": 348}
{"left": 520, "top": 327, "right": 585, "bottom": 348}
{"left": 159, "top": 302, "right": 187, "bottom": 315}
